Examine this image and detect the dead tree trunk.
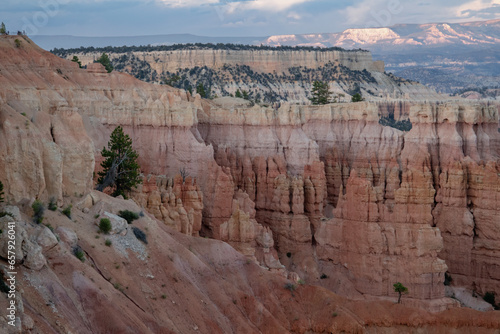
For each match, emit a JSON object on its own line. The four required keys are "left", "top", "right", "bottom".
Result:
{"left": 96, "top": 153, "right": 127, "bottom": 192}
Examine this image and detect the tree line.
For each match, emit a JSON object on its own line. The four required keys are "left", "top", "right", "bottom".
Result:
{"left": 51, "top": 43, "right": 368, "bottom": 58}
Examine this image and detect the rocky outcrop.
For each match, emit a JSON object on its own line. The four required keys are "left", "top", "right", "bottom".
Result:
{"left": 132, "top": 174, "right": 204, "bottom": 236}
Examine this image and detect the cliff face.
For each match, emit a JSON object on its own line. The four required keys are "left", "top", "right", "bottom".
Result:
{"left": 2, "top": 35, "right": 500, "bottom": 332}
{"left": 58, "top": 47, "right": 444, "bottom": 103}
{"left": 71, "top": 48, "right": 385, "bottom": 75}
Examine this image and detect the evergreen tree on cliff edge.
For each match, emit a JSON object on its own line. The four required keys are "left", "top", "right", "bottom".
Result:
{"left": 96, "top": 52, "right": 113, "bottom": 73}
{"left": 96, "top": 126, "right": 142, "bottom": 198}
{"left": 310, "top": 81, "right": 332, "bottom": 105}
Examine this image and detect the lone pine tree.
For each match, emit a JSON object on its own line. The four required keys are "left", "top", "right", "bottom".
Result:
{"left": 96, "top": 126, "right": 142, "bottom": 198}
{"left": 393, "top": 282, "right": 408, "bottom": 304}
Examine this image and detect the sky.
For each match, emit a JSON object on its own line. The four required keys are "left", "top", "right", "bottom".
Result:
{"left": 2, "top": 0, "right": 500, "bottom": 37}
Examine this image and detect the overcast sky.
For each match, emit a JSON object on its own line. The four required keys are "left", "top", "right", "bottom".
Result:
{"left": 2, "top": 0, "right": 500, "bottom": 37}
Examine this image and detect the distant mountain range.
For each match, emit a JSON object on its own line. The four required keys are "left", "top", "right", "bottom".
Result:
{"left": 263, "top": 19, "right": 500, "bottom": 50}
{"left": 33, "top": 19, "right": 500, "bottom": 96}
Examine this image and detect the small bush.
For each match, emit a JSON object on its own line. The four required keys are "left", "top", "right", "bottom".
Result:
{"left": 62, "top": 204, "right": 72, "bottom": 219}
{"left": 99, "top": 218, "right": 112, "bottom": 234}
{"left": 48, "top": 197, "right": 57, "bottom": 211}
{"left": 118, "top": 210, "right": 139, "bottom": 224}
{"left": 132, "top": 226, "right": 148, "bottom": 244}
{"left": 32, "top": 200, "right": 45, "bottom": 224}
{"left": 105, "top": 239, "right": 112, "bottom": 247}
{"left": 14, "top": 39, "right": 21, "bottom": 48}
{"left": 320, "top": 273, "right": 328, "bottom": 279}
{"left": 284, "top": 283, "right": 296, "bottom": 292}
{"left": 73, "top": 246, "right": 85, "bottom": 262}
{"left": 297, "top": 279, "right": 305, "bottom": 285}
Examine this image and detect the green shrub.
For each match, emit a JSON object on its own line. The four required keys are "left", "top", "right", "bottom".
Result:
{"left": 32, "top": 200, "right": 45, "bottom": 224}
{"left": 62, "top": 204, "right": 72, "bottom": 219}
{"left": 14, "top": 39, "right": 21, "bottom": 48}
{"left": 132, "top": 226, "right": 148, "bottom": 244}
{"left": 73, "top": 246, "right": 85, "bottom": 262}
{"left": 351, "top": 93, "right": 363, "bottom": 102}
{"left": 48, "top": 197, "right": 57, "bottom": 211}
{"left": 284, "top": 283, "right": 296, "bottom": 292}
{"left": 297, "top": 279, "right": 305, "bottom": 285}
{"left": 118, "top": 210, "right": 139, "bottom": 224}
{"left": 99, "top": 218, "right": 112, "bottom": 234}
{"left": 105, "top": 239, "right": 112, "bottom": 247}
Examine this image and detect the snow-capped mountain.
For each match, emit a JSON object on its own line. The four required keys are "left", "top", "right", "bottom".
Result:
{"left": 262, "top": 19, "right": 500, "bottom": 50}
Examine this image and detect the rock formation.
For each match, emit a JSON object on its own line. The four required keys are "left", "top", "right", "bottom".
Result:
{"left": 2, "top": 35, "right": 500, "bottom": 332}
{"left": 57, "top": 46, "right": 445, "bottom": 103}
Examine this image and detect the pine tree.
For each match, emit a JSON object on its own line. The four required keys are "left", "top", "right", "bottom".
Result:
{"left": 96, "top": 126, "right": 142, "bottom": 198}
{"left": 351, "top": 93, "right": 364, "bottom": 102}
{"left": 0, "top": 22, "right": 6, "bottom": 35}
{"left": 310, "top": 81, "right": 332, "bottom": 105}
{"left": 393, "top": 282, "right": 408, "bottom": 304}
{"left": 196, "top": 83, "right": 207, "bottom": 98}
{"left": 235, "top": 89, "right": 243, "bottom": 98}
{"left": 242, "top": 90, "right": 249, "bottom": 100}
{"left": 96, "top": 53, "right": 113, "bottom": 73}
{"left": 72, "top": 56, "right": 82, "bottom": 68}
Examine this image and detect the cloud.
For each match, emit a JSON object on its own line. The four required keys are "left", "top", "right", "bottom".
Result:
{"left": 455, "top": 0, "right": 500, "bottom": 19}
{"left": 339, "top": 0, "right": 500, "bottom": 29}
{"left": 287, "top": 12, "right": 302, "bottom": 20}
{"left": 156, "top": 0, "right": 218, "bottom": 7}
{"left": 157, "top": 0, "right": 312, "bottom": 11}
{"left": 243, "top": 0, "right": 313, "bottom": 11}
